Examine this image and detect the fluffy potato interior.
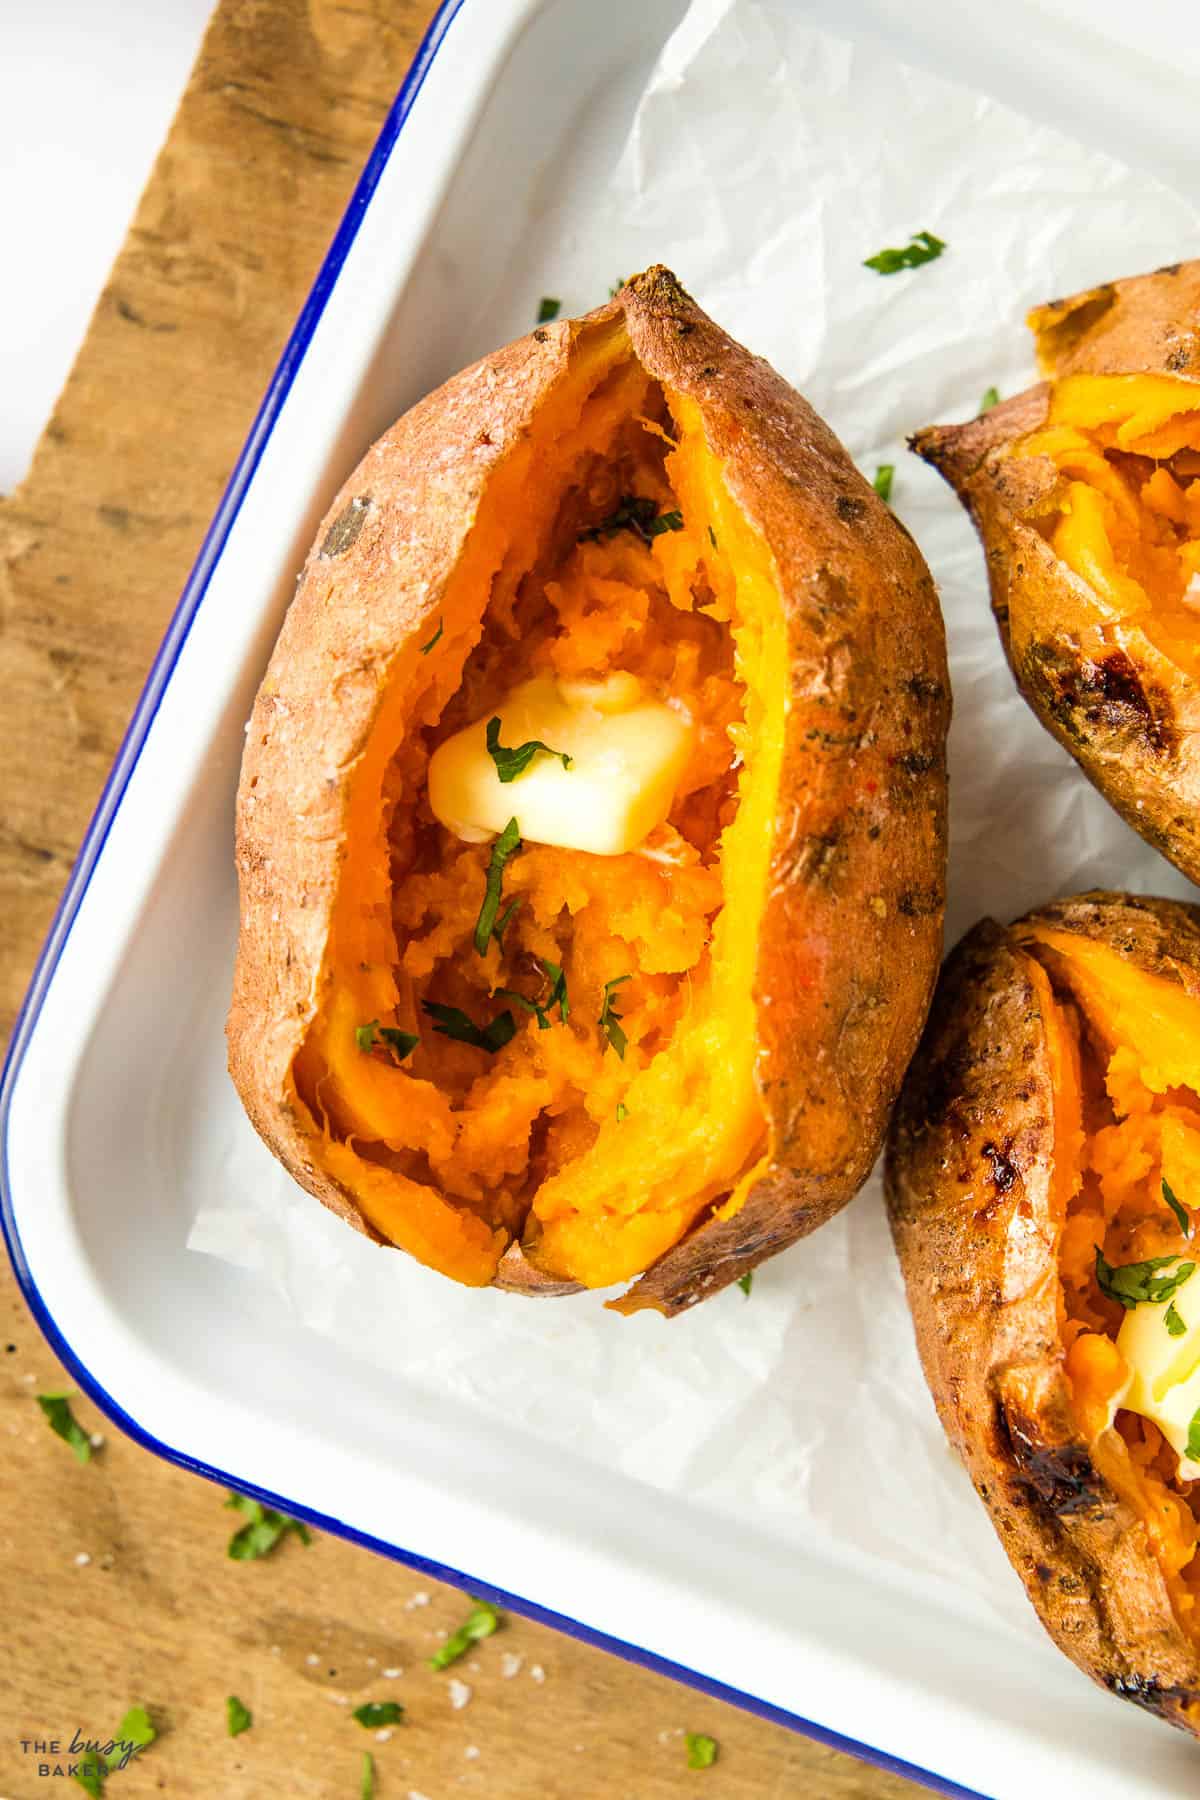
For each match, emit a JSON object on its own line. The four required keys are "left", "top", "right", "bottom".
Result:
{"left": 290, "top": 322, "right": 784, "bottom": 1288}
{"left": 1021, "top": 374, "right": 1200, "bottom": 667}
{"left": 1023, "top": 926, "right": 1200, "bottom": 1634}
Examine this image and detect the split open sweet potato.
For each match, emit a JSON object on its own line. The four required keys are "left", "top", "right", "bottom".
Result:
{"left": 887, "top": 892, "right": 1200, "bottom": 1731}
{"left": 228, "top": 267, "right": 949, "bottom": 1311}
{"left": 915, "top": 260, "right": 1200, "bottom": 884}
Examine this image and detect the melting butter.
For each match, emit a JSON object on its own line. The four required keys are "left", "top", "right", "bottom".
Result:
{"left": 427, "top": 674, "right": 693, "bottom": 855}
{"left": 1116, "top": 1257, "right": 1200, "bottom": 1477}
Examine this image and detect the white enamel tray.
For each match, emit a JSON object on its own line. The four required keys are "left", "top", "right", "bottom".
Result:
{"left": 5, "top": 3, "right": 1200, "bottom": 1795}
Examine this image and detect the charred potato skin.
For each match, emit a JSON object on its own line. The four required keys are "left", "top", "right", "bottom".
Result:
{"left": 885, "top": 892, "right": 1200, "bottom": 1730}
{"left": 913, "top": 260, "right": 1200, "bottom": 886}
{"left": 229, "top": 266, "right": 950, "bottom": 1308}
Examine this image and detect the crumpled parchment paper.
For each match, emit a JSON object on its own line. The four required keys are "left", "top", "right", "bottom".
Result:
{"left": 190, "top": 0, "right": 1200, "bottom": 1636}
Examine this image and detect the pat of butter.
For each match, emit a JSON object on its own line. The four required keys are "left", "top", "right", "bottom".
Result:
{"left": 427, "top": 674, "right": 693, "bottom": 855}
{"left": 1116, "top": 1258, "right": 1200, "bottom": 1476}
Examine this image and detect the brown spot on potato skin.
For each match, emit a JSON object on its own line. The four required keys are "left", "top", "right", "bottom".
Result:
{"left": 1002, "top": 1411, "right": 1105, "bottom": 1518}
{"left": 905, "top": 673, "right": 946, "bottom": 704}
{"left": 1027, "top": 643, "right": 1178, "bottom": 759}
{"left": 797, "top": 831, "right": 843, "bottom": 885}
{"left": 897, "top": 886, "right": 941, "bottom": 918}
{"left": 897, "top": 750, "right": 937, "bottom": 775}
{"left": 320, "top": 496, "right": 371, "bottom": 558}
{"left": 1106, "top": 1674, "right": 1196, "bottom": 1716}
{"left": 981, "top": 1140, "right": 1020, "bottom": 1192}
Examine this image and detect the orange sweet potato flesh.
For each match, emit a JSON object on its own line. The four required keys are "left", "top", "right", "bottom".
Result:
{"left": 886, "top": 891, "right": 1200, "bottom": 1733}
{"left": 228, "top": 267, "right": 949, "bottom": 1313}
{"left": 913, "top": 260, "right": 1200, "bottom": 884}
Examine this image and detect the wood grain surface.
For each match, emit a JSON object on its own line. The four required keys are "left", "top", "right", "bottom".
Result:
{"left": 0, "top": 3, "right": 925, "bottom": 1795}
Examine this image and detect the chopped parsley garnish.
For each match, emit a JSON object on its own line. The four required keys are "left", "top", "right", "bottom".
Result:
{"left": 422, "top": 1000, "right": 516, "bottom": 1054}
{"left": 609, "top": 277, "right": 627, "bottom": 298}
{"left": 496, "top": 989, "right": 550, "bottom": 1031}
{"left": 419, "top": 619, "right": 443, "bottom": 654}
{"left": 863, "top": 230, "right": 946, "bottom": 275}
{"left": 542, "top": 958, "right": 569, "bottom": 1022}
{"left": 492, "top": 897, "right": 521, "bottom": 947}
{"left": 109, "top": 1707, "right": 155, "bottom": 1771}
{"left": 74, "top": 1706, "right": 156, "bottom": 1795}
{"left": 37, "top": 1391, "right": 92, "bottom": 1463}
{"left": 737, "top": 1273, "right": 753, "bottom": 1297}
{"left": 685, "top": 1733, "right": 718, "bottom": 1769}
{"left": 361, "top": 1752, "right": 375, "bottom": 1799}
{"left": 537, "top": 296, "right": 561, "bottom": 323}
{"left": 355, "top": 1020, "right": 418, "bottom": 1064}
{"left": 486, "top": 717, "right": 573, "bottom": 784}
{"left": 1188, "top": 1406, "right": 1200, "bottom": 1465}
{"left": 707, "top": 525, "right": 717, "bottom": 549}
{"left": 1094, "top": 1247, "right": 1196, "bottom": 1310}
{"left": 616, "top": 1102, "right": 629, "bottom": 1123}
{"left": 872, "top": 464, "right": 895, "bottom": 504}
{"left": 579, "top": 495, "right": 684, "bottom": 546}
{"left": 352, "top": 1701, "right": 404, "bottom": 1729}
{"left": 599, "top": 975, "right": 632, "bottom": 1058}
{"left": 429, "top": 1598, "right": 502, "bottom": 1670}
{"left": 497, "top": 958, "right": 569, "bottom": 1032}
{"left": 1164, "top": 1178, "right": 1192, "bottom": 1238}
{"left": 226, "top": 1696, "right": 252, "bottom": 1737}
{"left": 1166, "top": 1300, "right": 1187, "bottom": 1338}
{"left": 473, "top": 817, "right": 522, "bottom": 955}
{"left": 224, "top": 1491, "right": 312, "bottom": 1560}
{"left": 979, "top": 386, "right": 1001, "bottom": 413}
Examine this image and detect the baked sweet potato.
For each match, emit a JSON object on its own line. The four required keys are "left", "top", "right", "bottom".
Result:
{"left": 914, "top": 260, "right": 1200, "bottom": 884}
{"left": 228, "top": 265, "right": 949, "bottom": 1313}
{"left": 886, "top": 891, "right": 1200, "bottom": 1732}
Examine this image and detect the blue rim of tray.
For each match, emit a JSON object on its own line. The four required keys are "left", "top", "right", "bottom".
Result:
{"left": 0, "top": 4, "right": 987, "bottom": 1794}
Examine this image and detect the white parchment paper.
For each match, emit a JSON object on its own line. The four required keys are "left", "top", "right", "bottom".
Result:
{"left": 190, "top": 0, "right": 1200, "bottom": 1635}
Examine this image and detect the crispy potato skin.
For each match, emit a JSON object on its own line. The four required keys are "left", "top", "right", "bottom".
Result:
{"left": 229, "top": 266, "right": 950, "bottom": 1309}
{"left": 1029, "top": 260, "right": 1200, "bottom": 382}
{"left": 885, "top": 891, "right": 1200, "bottom": 1730}
{"left": 913, "top": 260, "right": 1200, "bottom": 885}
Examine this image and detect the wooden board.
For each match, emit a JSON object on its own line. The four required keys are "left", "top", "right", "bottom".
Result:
{"left": 0, "top": 2, "right": 925, "bottom": 1793}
